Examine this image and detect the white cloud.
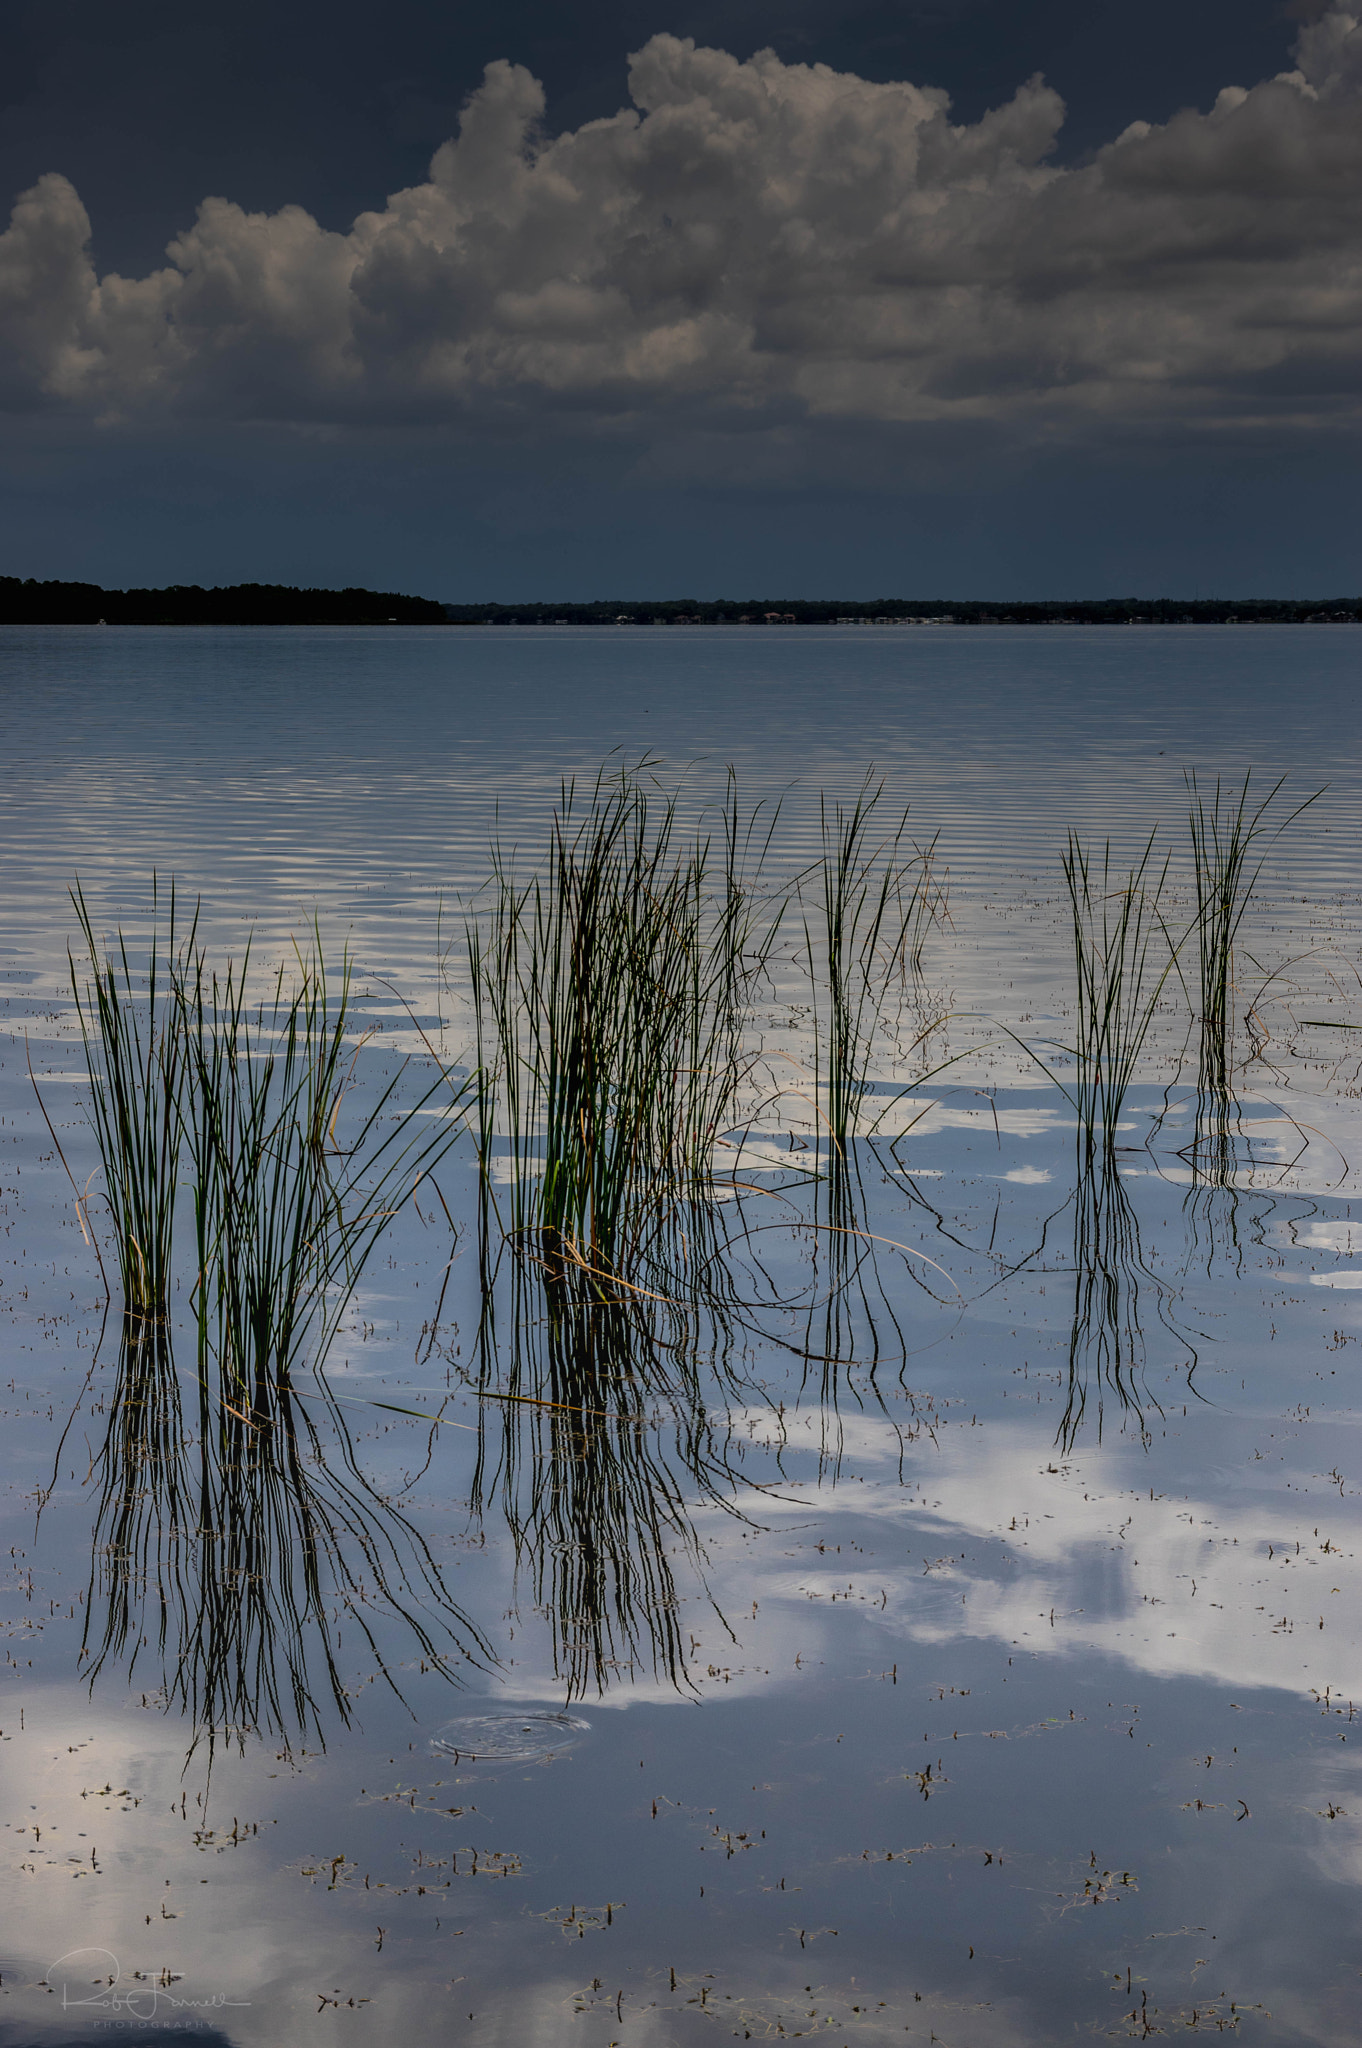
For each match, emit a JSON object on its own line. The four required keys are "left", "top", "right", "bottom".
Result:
{"left": 698, "top": 1410, "right": 1362, "bottom": 1705}
{"left": 3, "top": 13, "right": 1362, "bottom": 443}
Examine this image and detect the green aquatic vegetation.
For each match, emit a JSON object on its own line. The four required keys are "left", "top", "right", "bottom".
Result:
{"left": 804, "top": 776, "right": 947, "bottom": 1161}
{"left": 468, "top": 766, "right": 781, "bottom": 1277}
{"left": 68, "top": 880, "right": 195, "bottom": 1320}
{"left": 64, "top": 904, "right": 482, "bottom": 1751}
{"left": 1061, "top": 832, "right": 1178, "bottom": 1166}
{"left": 173, "top": 932, "right": 469, "bottom": 1403}
{"left": 1047, "top": 835, "right": 1206, "bottom": 1443}
{"left": 468, "top": 763, "right": 958, "bottom": 1307}
{"left": 1187, "top": 770, "right": 1318, "bottom": 1094}
{"left": 69, "top": 883, "right": 468, "bottom": 1387}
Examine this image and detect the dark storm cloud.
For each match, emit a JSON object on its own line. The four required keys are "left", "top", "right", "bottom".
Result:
{"left": 2, "top": 9, "right": 1360, "bottom": 459}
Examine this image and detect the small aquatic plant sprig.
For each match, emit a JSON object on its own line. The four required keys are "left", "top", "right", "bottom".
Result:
{"left": 69, "top": 879, "right": 196, "bottom": 1320}
{"left": 1187, "top": 769, "right": 1320, "bottom": 1094}
{"left": 469, "top": 766, "right": 781, "bottom": 1278}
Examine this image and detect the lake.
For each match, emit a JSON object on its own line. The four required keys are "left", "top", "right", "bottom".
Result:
{"left": 2, "top": 622, "right": 1361, "bottom": 2047}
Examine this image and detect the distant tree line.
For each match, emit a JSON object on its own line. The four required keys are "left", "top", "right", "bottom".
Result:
{"left": 0, "top": 579, "right": 447, "bottom": 625}
{"left": 3, "top": 579, "right": 1357, "bottom": 626}
{"left": 445, "top": 597, "right": 1362, "bottom": 625}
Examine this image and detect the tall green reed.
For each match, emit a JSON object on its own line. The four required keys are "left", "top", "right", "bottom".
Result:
{"left": 69, "top": 881, "right": 196, "bottom": 1319}
{"left": 69, "top": 880, "right": 469, "bottom": 1386}
{"left": 1061, "top": 833, "right": 1177, "bottom": 1166}
{"left": 1187, "top": 771, "right": 1318, "bottom": 1094}
{"left": 469, "top": 767, "right": 780, "bottom": 1277}
{"left": 175, "top": 934, "right": 469, "bottom": 1403}
{"left": 805, "top": 777, "right": 946, "bottom": 1162}
{"left": 1045, "top": 829, "right": 1207, "bottom": 1445}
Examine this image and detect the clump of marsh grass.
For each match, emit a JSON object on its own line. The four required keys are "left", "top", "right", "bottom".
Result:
{"left": 1060, "top": 832, "right": 1178, "bottom": 1167}
{"left": 175, "top": 933, "right": 469, "bottom": 1404}
{"left": 64, "top": 900, "right": 483, "bottom": 1753}
{"left": 1038, "top": 829, "right": 1213, "bottom": 1447}
{"left": 804, "top": 777, "right": 948, "bottom": 1163}
{"left": 68, "top": 880, "right": 469, "bottom": 1388}
{"left": 468, "top": 766, "right": 780, "bottom": 1280}
{"left": 68, "top": 881, "right": 196, "bottom": 1320}
{"left": 1186, "top": 770, "right": 1319, "bottom": 1095}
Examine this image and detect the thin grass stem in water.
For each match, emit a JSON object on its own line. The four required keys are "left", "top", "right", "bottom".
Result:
{"left": 1187, "top": 770, "right": 1319, "bottom": 1094}
{"left": 1062, "top": 833, "right": 1177, "bottom": 1167}
{"left": 69, "top": 879, "right": 197, "bottom": 1319}
{"left": 805, "top": 775, "right": 947, "bottom": 1164}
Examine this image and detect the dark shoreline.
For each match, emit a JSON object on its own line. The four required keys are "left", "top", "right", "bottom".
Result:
{"left": 0, "top": 577, "right": 445, "bottom": 627}
{"left": 2, "top": 576, "right": 1358, "bottom": 626}
{"left": 445, "top": 598, "right": 1361, "bottom": 626}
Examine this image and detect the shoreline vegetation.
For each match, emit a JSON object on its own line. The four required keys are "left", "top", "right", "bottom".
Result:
{"left": 1, "top": 575, "right": 1359, "bottom": 626}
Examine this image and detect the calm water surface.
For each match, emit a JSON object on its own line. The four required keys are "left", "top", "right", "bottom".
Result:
{"left": 2, "top": 625, "right": 1362, "bottom": 2047}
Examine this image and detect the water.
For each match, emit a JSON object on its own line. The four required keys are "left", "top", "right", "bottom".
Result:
{"left": 2, "top": 624, "right": 1362, "bottom": 2045}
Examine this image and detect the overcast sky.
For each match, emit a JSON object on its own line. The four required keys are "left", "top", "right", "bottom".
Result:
{"left": 1, "top": 0, "right": 1358, "bottom": 598}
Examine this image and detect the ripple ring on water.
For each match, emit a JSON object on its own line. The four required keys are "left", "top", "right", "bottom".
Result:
{"left": 428, "top": 1711, "right": 590, "bottom": 1764}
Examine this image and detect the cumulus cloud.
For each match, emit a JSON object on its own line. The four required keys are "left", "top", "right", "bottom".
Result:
{"left": 3, "top": 11, "right": 1362, "bottom": 441}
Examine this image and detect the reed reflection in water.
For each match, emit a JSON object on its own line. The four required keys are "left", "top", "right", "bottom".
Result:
{"left": 464, "top": 1140, "right": 961, "bottom": 1700}
{"left": 466, "top": 1209, "right": 768, "bottom": 1700}
{"left": 1059, "top": 1141, "right": 1203, "bottom": 1451}
{"left": 1179, "top": 1090, "right": 1252, "bottom": 1280}
{"left": 77, "top": 1315, "right": 491, "bottom": 1755}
